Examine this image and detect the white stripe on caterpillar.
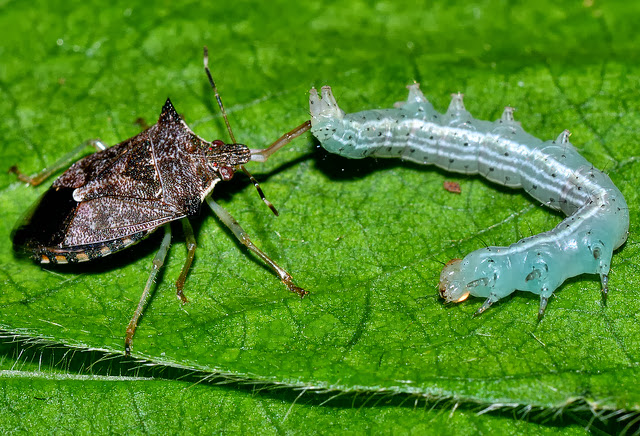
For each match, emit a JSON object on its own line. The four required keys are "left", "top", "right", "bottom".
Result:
{"left": 309, "top": 84, "right": 629, "bottom": 317}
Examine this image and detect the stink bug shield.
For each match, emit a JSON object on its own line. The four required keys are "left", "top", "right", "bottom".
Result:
{"left": 11, "top": 47, "right": 311, "bottom": 354}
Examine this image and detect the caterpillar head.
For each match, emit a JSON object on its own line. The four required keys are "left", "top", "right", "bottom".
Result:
{"left": 439, "top": 259, "right": 471, "bottom": 303}
{"left": 439, "top": 251, "right": 504, "bottom": 303}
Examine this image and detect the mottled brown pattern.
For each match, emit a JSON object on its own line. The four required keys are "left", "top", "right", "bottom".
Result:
{"left": 13, "top": 99, "right": 251, "bottom": 259}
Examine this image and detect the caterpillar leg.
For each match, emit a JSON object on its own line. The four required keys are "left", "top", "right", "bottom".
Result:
{"left": 595, "top": 253, "right": 611, "bottom": 305}
{"left": 538, "top": 296, "right": 549, "bottom": 320}
{"left": 538, "top": 288, "right": 553, "bottom": 320}
{"left": 600, "top": 274, "right": 609, "bottom": 305}
{"left": 590, "top": 240, "right": 613, "bottom": 305}
{"left": 473, "top": 294, "right": 499, "bottom": 316}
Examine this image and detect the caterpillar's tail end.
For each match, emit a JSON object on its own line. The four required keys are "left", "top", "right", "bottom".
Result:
{"left": 439, "top": 258, "right": 470, "bottom": 303}
{"left": 309, "top": 86, "right": 345, "bottom": 124}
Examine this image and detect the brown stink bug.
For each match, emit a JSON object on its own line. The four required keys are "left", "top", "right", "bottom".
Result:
{"left": 10, "top": 47, "right": 311, "bottom": 355}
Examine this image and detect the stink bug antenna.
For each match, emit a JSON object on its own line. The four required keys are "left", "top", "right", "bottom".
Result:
{"left": 241, "top": 166, "right": 279, "bottom": 216}
{"left": 203, "top": 46, "right": 236, "bottom": 144}
{"left": 203, "top": 46, "right": 278, "bottom": 216}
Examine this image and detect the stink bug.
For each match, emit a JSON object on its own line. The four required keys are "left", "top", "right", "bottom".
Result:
{"left": 10, "top": 47, "right": 311, "bottom": 354}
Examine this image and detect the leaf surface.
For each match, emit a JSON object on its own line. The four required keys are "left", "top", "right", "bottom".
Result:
{"left": 0, "top": 0, "right": 639, "bottom": 432}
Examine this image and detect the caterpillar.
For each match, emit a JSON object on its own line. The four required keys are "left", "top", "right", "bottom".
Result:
{"left": 309, "top": 84, "right": 629, "bottom": 317}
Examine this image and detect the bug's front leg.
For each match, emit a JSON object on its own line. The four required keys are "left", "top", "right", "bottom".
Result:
{"left": 205, "top": 197, "right": 307, "bottom": 297}
{"left": 125, "top": 224, "right": 172, "bottom": 355}
{"left": 9, "top": 139, "right": 106, "bottom": 186}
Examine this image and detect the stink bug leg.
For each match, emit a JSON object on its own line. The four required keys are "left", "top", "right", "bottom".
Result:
{"left": 9, "top": 139, "right": 107, "bottom": 186}
{"left": 175, "top": 219, "right": 197, "bottom": 303}
{"left": 201, "top": 46, "right": 310, "bottom": 297}
{"left": 125, "top": 224, "right": 172, "bottom": 354}
{"left": 11, "top": 48, "right": 311, "bottom": 355}
{"left": 206, "top": 198, "right": 306, "bottom": 296}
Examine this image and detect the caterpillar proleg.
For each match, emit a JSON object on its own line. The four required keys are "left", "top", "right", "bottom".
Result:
{"left": 309, "top": 84, "right": 629, "bottom": 317}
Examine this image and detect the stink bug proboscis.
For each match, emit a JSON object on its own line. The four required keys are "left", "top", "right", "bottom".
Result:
{"left": 10, "top": 46, "right": 311, "bottom": 355}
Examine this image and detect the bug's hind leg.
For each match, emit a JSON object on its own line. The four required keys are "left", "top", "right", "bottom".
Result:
{"left": 206, "top": 197, "right": 307, "bottom": 297}
{"left": 175, "top": 219, "right": 196, "bottom": 304}
{"left": 125, "top": 224, "right": 172, "bottom": 355}
{"left": 9, "top": 139, "right": 106, "bottom": 186}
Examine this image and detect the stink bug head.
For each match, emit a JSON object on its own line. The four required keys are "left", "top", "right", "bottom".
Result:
{"left": 206, "top": 139, "right": 250, "bottom": 181}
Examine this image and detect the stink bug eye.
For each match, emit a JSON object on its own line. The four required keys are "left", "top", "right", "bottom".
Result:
{"left": 10, "top": 46, "right": 312, "bottom": 355}
{"left": 219, "top": 165, "right": 235, "bottom": 181}
{"left": 208, "top": 139, "right": 225, "bottom": 152}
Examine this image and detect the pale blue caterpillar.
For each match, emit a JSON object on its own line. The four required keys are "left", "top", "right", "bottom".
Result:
{"left": 309, "top": 84, "right": 629, "bottom": 317}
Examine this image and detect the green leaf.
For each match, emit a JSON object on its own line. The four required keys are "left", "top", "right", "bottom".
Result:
{"left": 0, "top": 345, "right": 596, "bottom": 434}
{"left": 1, "top": 0, "right": 639, "bottom": 432}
